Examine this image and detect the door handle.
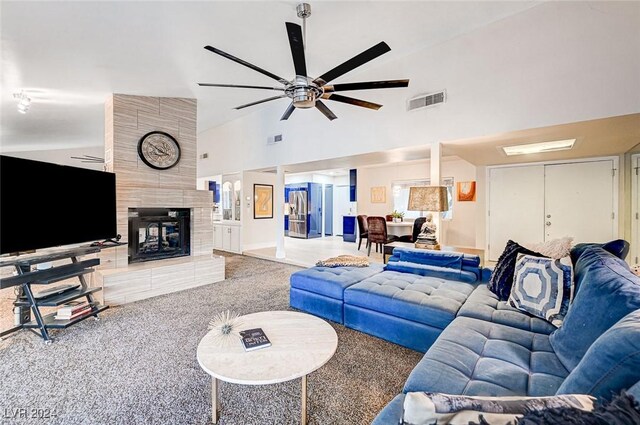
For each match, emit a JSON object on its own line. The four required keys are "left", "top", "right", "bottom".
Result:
{"left": 546, "top": 221, "right": 552, "bottom": 226}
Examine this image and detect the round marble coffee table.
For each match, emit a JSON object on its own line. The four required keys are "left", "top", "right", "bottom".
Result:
{"left": 197, "top": 310, "right": 338, "bottom": 424}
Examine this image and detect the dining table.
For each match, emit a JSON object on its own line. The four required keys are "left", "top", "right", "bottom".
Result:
{"left": 386, "top": 221, "right": 413, "bottom": 237}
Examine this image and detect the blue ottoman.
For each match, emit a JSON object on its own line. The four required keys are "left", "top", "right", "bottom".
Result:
{"left": 289, "top": 265, "right": 383, "bottom": 323}
{"left": 343, "top": 271, "right": 477, "bottom": 352}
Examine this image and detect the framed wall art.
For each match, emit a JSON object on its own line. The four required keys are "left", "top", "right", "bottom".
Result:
{"left": 253, "top": 184, "right": 274, "bottom": 219}
{"left": 457, "top": 181, "right": 477, "bottom": 202}
{"left": 370, "top": 186, "right": 387, "bottom": 203}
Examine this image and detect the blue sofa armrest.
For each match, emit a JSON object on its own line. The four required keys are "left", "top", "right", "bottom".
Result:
{"left": 385, "top": 261, "right": 479, "bottom": 283}
{"left": 371, "top": 394, "right": 405, "bottom": 425}
{"left": 481, "top": 266, "right": 493, "bottom": 282}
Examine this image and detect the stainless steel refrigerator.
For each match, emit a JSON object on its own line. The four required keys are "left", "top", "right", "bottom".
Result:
{"left": 288, "top": 190, "right": 308, "bottom": 238}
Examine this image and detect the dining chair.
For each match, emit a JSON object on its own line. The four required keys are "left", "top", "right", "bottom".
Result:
{"left": 398, "top": 216, "right": 427, "bottom": 243}
{"left": 356, "top": 215, "right": 369, "bottom": 251}
{"left": 366, "top": 216, "right": 398, "bottom": 256}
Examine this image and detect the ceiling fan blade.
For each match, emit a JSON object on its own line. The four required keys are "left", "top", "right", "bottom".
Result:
{"left": 313, "top": 42, "right": 391, "bottom": 86}
{"left": 324, "top": 79, "right": 409, "bottom": 93}
{"left": 322, "top": 93, "right": 382, "bottom": 110}
{"left": 70, "top": 156, "right": 103, "bottom": 162}
{"left": 315, "top": 100, "right": 338, "bottom": 121}
{"left": 204, "top": 45, "right": 288, "bottom": 84}
{"left": 280, "top": 103, "right": 296, "bottom": 121}
{"left": 198, "top": 83, "right": 285, "bottom": 91}
{"left": 234, "top": 95, "right": 287, "bottom": 110}
{"left": 286, "top": 22, "right": 307, "bottom": 77}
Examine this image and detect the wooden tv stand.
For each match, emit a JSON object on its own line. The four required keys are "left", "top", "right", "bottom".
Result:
{"left": 0, "top": 246, "right": 108, "bottom": 343}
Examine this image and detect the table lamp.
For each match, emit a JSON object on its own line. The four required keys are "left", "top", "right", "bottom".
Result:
{"left": 408, "top": 186, "right": 449, "bottom": 250}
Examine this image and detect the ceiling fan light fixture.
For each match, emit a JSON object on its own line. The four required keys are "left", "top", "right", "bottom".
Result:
{"left": 13, "top": 91, "right": 31, "bottom": 114}
{"left": 287, "top": 76, "right": 322, "bottom": 109}
{"left": 293, "top": 88, "right": 315, "bottom": 108}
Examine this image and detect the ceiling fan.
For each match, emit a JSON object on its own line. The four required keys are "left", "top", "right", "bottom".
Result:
{"left": 198, "top": 3, "right": 409, "bottom": 121}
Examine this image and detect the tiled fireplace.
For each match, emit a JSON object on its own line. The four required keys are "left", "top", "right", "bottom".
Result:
{"left": 128, "top": 208, "right": 191, "bottom": 264}
{"left": 94, "top": 94, "right": 223, "bottom": 305}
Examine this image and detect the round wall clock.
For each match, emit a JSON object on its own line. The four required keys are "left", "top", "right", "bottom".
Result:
{"left": 137, "top": 131, "right": 181, "bottom": 170}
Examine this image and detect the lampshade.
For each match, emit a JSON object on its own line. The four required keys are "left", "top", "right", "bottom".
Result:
{"left": 408, "top": 186, "right": 449, "bottom": 212}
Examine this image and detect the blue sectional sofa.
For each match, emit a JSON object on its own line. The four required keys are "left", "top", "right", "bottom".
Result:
{"left": 289, "top": 243, "right": 640, "bottom": 423}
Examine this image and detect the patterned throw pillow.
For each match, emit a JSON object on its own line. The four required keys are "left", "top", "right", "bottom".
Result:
{"left": 488, "top": 240, "right": 546, "bottom": 301}
{"left": 509, "top": 254, "right": 574, "bottom": 327}
{"left": 401, "top": 392, "right": 595, "bottom": 425}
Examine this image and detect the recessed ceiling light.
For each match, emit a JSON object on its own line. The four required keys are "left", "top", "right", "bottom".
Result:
{"left": 502, "top": 139, "right": 576, "bottom": 156}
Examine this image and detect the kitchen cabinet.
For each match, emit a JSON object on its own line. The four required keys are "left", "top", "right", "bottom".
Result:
{"left": 213, "top": 224, "right": 241, "bottom": 254}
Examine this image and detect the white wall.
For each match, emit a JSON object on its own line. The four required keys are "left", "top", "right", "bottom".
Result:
{"left": 242, "top": 170, "right": 277, "bottom": 250}
{"left": 357, "top": 157, "right": 478, "bottom": 247}
{"left": 197, "top": 1, "right": 640, "bottom": 177}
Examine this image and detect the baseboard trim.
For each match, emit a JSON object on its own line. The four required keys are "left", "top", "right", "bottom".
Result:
{"left": 242, "top": 242, "right": 276, "bottom": 251}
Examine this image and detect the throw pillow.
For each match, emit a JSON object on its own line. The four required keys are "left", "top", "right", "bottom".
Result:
{"left": 508, "top": 254, "right": 574, "bottom": 327}
{"left": 523, "top": 237, "right": 574, "bottom": 259}
{"left": 401, "top": 392, "right": 594, "bottom": 425}
{"left": 516, "top": 391, "right": 640, "bottom": 425}
{"left": 570, "top": 240, "right": 630, "bottom": 265}
{"left": 488, "top": 240, "right": 546, "bottom": 301}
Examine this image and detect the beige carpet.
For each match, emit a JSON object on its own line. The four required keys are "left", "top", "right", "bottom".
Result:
{"left": 0, "top": 252, "right": 421, "bottom": 424}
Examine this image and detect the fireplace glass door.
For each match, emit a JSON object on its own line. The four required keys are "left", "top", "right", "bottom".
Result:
{"left": 129, "top": 208, "right": 190, "bottom": 263}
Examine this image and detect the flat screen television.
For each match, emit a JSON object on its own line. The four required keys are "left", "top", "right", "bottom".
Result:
{"left": 0, "top": 155, "right": 117, "bottom": 255}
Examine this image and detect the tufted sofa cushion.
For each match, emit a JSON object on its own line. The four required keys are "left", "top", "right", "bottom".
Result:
{"left": 289, "top": 264, "right": 383, "bottom": 300}
{"left": 343, "top": 271, "right": 476, "bottom": 329}
{"left": 457, "top": 285, "right": 557, "bottom": 334}
{"left": 404, "top": 316, "right": 569, "bottom": 397}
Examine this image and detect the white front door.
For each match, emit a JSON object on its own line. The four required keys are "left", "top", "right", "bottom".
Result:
{"left": 633, "top": 154, "right": 640, "bottom": 265}
{"left": 544, "top": 160, "right": 616, "bottom": 244}
{"left": 488, "top": 165, "right": 545, "bottom": 261}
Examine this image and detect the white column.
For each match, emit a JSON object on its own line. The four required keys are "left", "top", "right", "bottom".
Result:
{"left": 275, "top": 165, "right": 286, "bottom": 259}
{"left": 430, "top": 142, "right": 443, "bottom": 245}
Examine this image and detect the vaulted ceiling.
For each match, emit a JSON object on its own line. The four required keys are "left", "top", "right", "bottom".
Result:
{"left": 0, "top": 1, "right": 539, "bottom": 153}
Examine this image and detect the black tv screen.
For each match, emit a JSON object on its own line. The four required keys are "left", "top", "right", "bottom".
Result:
{"left": 0, "top": 155, "right": 117, "bottom": 254}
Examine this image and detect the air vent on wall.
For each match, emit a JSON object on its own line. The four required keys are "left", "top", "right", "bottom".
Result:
{"left": 407, "top": 90, "right": 446, "bottom": 111}
{"left": 267, "top": 134, "right": 283, "bottom": 145}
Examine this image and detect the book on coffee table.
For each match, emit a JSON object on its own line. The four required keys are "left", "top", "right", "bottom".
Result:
{"left": 240, "top": 328, "right": 271, "bottom": 351}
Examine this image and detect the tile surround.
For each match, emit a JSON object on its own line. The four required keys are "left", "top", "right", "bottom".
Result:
{"left": 95, "top": 94, "right": 222, "bottom": 305}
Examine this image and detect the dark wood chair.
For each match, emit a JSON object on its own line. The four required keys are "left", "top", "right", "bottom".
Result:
{"left": 357, "top": 215, "right": 369, "bottom": 251}
{"left": 398, "top": 217, "right": 427, "bottom": 243}
{"left": 366, "top": 216, "right": 398, "bottom": 256}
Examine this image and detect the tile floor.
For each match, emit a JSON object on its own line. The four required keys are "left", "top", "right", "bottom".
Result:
{"left": 243, "top": 236, "right": 384, "bottom": 268}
